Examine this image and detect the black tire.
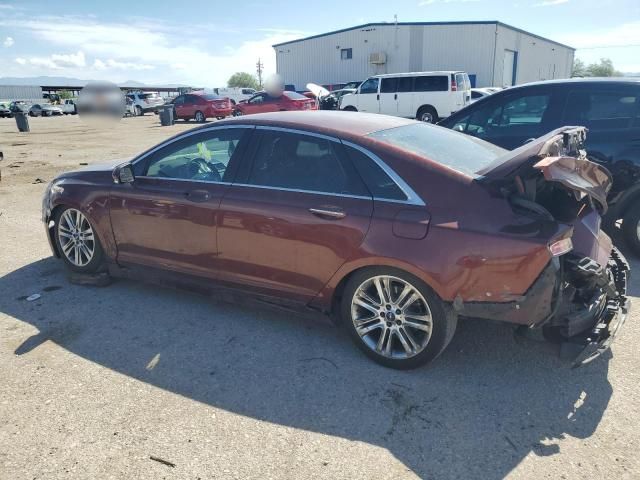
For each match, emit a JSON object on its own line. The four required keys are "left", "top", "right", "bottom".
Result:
{"left": 135, "top": 106, "right": 143, "bottom": 116}
{"left": 417, "top": 105, "right": 438, "bottom": 123}
{"left": 622, "top": 201, "right": 640, "bottom": 256}
{"left": 342, "top": 106, "right": 357, "bottom": 112}
{"left": 216, "top": 116, "right": 224, "bottom": 120}
{"left": 53, "top": 206, "right": 105, "bottom": 274}
{"left": 194, "top": 110, "right": 206, "bottom": 123}
{"left": 341, "top": 267, "right": 457, "bottom": 369}
{"left": 232, "top": 109, "right": 242, "bottom": 117}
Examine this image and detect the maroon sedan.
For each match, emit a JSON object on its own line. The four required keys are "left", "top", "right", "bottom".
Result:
{"left": 42, "top": 111, "right": 629, "bottom": 369}
{"left": 233, "top": 91, "right": 317, "bottom": 116}
{"left": 171, "top": 93, "right": 233, "bottom": 122}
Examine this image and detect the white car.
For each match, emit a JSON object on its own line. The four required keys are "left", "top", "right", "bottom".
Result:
{"left": 125, "top": 91, "right": 165, "bottom": 116}
{"left": 470, "top": 87, "right": 500, "bottom": 103}
{"left": 340, "top": 71, "right": 471, "bottom": 123}
{"left": 211, "top": 87, "right": 257, "bottom": 105}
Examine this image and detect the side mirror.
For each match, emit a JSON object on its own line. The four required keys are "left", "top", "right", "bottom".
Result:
{"left": 113, "top": 163, "right": 135, "bottom": 184}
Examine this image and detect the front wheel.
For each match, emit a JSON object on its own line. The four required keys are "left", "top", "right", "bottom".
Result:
{"left": 135, "top": 106, "right": 143, "bottom": 116}
{"left": 342, "top": 106, "right": 357, "bottom": 112}
{"left": 54, "top": 207, "right": 104, "bottom": 274}
{"left": 622, "top": 201, "right": 640, "bottom": 256}
{"left": 232, "top": 109, "right": 242, "bottom": 117}
{"left": 341, "top": 268, "right": 457, "bottom": 369}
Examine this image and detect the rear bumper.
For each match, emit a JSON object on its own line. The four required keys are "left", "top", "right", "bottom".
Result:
{"left": 208, "top": 107, "right": 233, "bottom": 117}
{"left": 568, "top": 247, "right": 630, "bottom": 367}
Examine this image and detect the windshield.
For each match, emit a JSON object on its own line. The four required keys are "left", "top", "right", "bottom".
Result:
{"left": 367, "top": 123, "right": 506, "bottom": 177}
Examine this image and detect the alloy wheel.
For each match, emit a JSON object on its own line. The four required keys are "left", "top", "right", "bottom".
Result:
{"left": 420, "top": 112, "right": 433, "bottom": 123}
{"left": 57, "top": 208, "right": 95, "bottom": 267}
{"left": 195, "top": 111, "right": 205, "bottom": 122}
{"left": 351, "top": 275, "right": 433, "bottom": 359}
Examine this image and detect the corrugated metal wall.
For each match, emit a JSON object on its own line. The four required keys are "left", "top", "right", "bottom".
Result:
{"left": 0, "top": 85, "right": 43, "bottom": 102}
{"left": 275, "top": 23, "right": 574, "bottom": 90}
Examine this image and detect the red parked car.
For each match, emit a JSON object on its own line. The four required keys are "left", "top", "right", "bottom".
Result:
{"left": 233, "top": 91, "right": 317, "bottom": 116}
{"left": 42, "top": 111, "right": 629, "bottom": 369}
{"left": 171, "top": 93, "right": 233, "bottom": 122}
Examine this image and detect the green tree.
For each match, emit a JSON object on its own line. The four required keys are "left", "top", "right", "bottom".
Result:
{"left": 58, "top": 89, "right": 73, "bottom": 100}
{"left": 571, "top": 58, "right": 587, "bottom": 77}
{"left": 227, "top": 72, "right": 260, "bottom": 90}
{"left": 586, "top": 58, "right": 621, "bottom": 77}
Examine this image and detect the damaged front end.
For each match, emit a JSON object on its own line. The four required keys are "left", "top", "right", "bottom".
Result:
{"left": 479, "top": 127, "right": 631, "bottom": 366}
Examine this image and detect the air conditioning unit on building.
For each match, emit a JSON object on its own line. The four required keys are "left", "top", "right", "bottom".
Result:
{"left": 369, "top": 52, "right": 387, "bottom": 65}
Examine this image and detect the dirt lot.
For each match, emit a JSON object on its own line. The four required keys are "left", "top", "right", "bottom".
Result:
{"left": 1, "top": 114, "right": 639, "bottom": 480}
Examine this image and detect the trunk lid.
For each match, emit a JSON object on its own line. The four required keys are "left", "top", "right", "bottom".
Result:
{"left": 477, "top": 126, "right": 612, "bottom": 213}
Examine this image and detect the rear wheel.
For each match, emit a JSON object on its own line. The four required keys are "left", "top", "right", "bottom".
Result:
{"left": 232, "top": 109, "right": 242, "bottom": 117}
{"left": 342, "top": 106, "right": 357, "bottom": 112}
{"left": 54, "top": 207, "right": 104, "bottom": 274}
{"left": 417, "top": 105, "right": 438, "bottom": 123}
{"left": 622, "top": 200, "right": 640, "bottom": 256}
{"left": 194, "top": 110, "right": 206, "bottom": 123}
{"left": 135, "top": 106, "right": 143, "bottom": 116}
{"left": 341, "top": 268, "right": 457, "bottom": 369}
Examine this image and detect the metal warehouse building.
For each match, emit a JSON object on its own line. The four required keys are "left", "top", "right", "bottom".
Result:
{"left": 274, "top": 21, "right": 575, "bottom": 90}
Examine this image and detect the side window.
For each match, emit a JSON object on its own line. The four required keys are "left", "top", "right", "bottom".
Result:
{"left": 380, "top": 78, "right": 398, "bottom": 93}
{"left": 242, "top": 88, "right": 254, "bottom": 95}
{"left": 340, "top": 48, "right": 352, "bottom": 60}
{"left": 173, "top": 95, "right": 184, "bottom": 105}
{"left": 249, "top": 94, "right": 264, "bottom": 104}
{"left": 397, "top": 77, "right": 414, "bottom": 93}
{"left": 344, "top": 145, "right": 407, "bottom": 201}
{"left": 455, "top": 74, "right": 465, "bottom": 90}
{"left": 142, "top": 129, "right": 247, "bottom": 182}
{"left": 471, "top": 91, "right": 482, "bottom": 99}
{"left": 499, "top": 94, "right": 550, "bottom": 125}
{"left": 359, "top": 78, "right": 379, "bottom": 94}
{"left": 563, "top": 90, "right": 638, "bottom": 130}
{"left": 247, "top": 131, "right": 367, "bottom": 195}
{"left": 414, "top": 76, "right": 448, "bottom": 92}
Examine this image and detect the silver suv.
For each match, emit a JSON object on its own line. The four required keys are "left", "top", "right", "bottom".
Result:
{"left": 125, "top": 91, "right": 164, "bottom": 116}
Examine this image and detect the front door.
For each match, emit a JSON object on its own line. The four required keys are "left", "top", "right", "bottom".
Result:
{"left": 356, "top": 77, "right": 380, "bottom": 113}
{"left": 217, "top": 128, "right": 373, "bottom": 302}
{"left": 379, "top": 77, "right": 398, "bottom": 116}
{"left": 109, "top": 127, "right": 251, "bottom": 278}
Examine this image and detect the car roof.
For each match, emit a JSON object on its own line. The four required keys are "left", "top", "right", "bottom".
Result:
{"left": 373, "top": 71, "right": 462, "bottom": 78}
{"left": 507, "top": 77, "right": 640, "bottom": 90}
{"left": 214, "top": 111, "right": 417, "bottom": 137}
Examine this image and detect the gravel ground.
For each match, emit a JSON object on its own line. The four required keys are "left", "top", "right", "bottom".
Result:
{"left": 1, "top": 115, "right": 639, "bottom": 480}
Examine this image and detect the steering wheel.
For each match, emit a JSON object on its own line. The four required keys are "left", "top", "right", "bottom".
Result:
{"left": 188, "top": 157, "right": 221, "bottom": 182}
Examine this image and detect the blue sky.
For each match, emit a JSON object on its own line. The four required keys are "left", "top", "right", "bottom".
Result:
{"left": 1, "top": 0, "right": 639, "bottom": 86}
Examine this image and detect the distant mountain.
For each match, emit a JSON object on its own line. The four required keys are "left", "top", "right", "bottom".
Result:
{"left": 0, "top": 76, "right": 191, "bottom": 87}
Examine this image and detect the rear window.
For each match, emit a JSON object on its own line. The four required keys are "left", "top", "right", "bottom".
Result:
{"left": 414, "top": 76, "right": 448, "bottom": 92}
{"left": 367, "top": 123, "right": 506, "bottom": 177}
{"left": 202, "top": 94, "right": 224, "bottom": 100}
{"left": 141, "top": 93, "right": 160, "bottom": 99}
{"left": 283, "top": 91, "right": 308, "bottom": 100}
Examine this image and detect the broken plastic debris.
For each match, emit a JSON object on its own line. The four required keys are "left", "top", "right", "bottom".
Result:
{"left": 26, "top": 293, "right": 41, "bottom": 301}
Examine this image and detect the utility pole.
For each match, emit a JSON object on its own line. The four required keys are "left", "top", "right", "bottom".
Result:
{"left": 256, "top": 58, "right": 264, "bottom": 88}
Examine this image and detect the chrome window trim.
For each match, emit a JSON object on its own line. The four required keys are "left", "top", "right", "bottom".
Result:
{"left": 230, "top": 182, "right": 372, "bottom": 201}
{"left": 255, "top": 125, "right": 340, "bottom": 143}
{"left": 130, "top": 124, "right": 255, "bottom": 169}
{"left": 135, "top": 176, "right": 232, "bottom": 186}
{"left": 341, "top": 140, "right": 426, "bottom": 206}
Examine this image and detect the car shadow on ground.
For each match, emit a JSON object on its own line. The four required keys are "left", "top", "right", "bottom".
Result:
{"left": 0, "top": 255, "right": 624, "bottom": 480}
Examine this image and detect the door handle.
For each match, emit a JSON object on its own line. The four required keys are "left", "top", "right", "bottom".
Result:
{"left": 185, "top": 189, "right": 210, "bottom": 202}
{"left": 377, "top": 94, "right": 380, "bottom": 100}
{"left": 394, "top": 93, "right": 397, "bottom": 100}
{"left": 309, "top": 207, "right": 346, "bottom": 219}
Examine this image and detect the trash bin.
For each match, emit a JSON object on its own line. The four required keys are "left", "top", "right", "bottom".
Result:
{"left": 158, "top": 106, "right": 174, "bottom": 126}
{"left": 14, "top": 111, "right": 30, "bottom": 132}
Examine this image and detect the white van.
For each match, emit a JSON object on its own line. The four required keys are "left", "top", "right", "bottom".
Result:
{"left": 340, "top": 71, "right": 471, "bottom": 122}
{"left": 212, "top": 87, "right": 257, "bottom": 105}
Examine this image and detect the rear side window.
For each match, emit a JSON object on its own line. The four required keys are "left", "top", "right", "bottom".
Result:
{"left": 414, "top": 76, "right": 448, "bottom": 92}
{"left": 283, "top": 91, "right": 307, "bottom": 100}
{"left": 454, "top": 74, "right": 465, "bottom": 90}
{"left": 247, "top": 131, "right": 368, "bottom": 195}
{"left": 344, "top": 146, "right": 407, "bottom": 201}
{"left": 397, "top": 77, "right": 414, "bottom": 93}
{"left": 563, "top": 90, "right": 638, "bottom": 129}
{"left": 380, "top": 78, "right": 398, "bottom": 93}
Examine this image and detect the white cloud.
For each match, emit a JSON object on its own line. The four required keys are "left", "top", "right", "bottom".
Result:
{"left": 14, "top": 57, "right": 26, "bottom": 65}
{"left": 0, "top": 15, "right": 303, "bottom": 85}
{"left": 555, "top": 21, "right": 640, "bottom": 49}
{"left": 15, "top": 50, "right": 86, "bottom": 70}
{"left": 534, "top": 0, "right": 569, "bottom": 6}
{"left": 3, "top": 36, "right": 13, "bottom": 47}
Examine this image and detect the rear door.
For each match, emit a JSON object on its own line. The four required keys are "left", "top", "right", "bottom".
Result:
{"left": 379, "top": 77, "right": 398, "bottom": 116}
{"left": 216, "top": 128, "right": 374, "bottom": 302}
{"left": 396, "top": 76, "right": 415, "bottom": 118}
{"left": 172, "top": 95, "right": 186, "bottom": 118}
{"left": 561, "top": 83, "right": 640, "bottom": 194}
{"left": 356, "top": 77, "right": 380, "bottom": 113}
{"left": 109, "top": 127, "right": 251, "bottom": 278}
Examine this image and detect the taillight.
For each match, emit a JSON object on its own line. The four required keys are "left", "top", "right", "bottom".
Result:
{"left": 548, "top": 238, "right": 573, "bottom": 257}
